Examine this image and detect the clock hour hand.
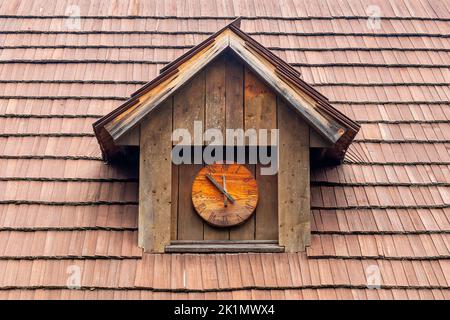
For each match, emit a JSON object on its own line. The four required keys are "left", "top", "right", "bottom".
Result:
{"left": 205, "top": 173, "right": 235, "bottom": 203}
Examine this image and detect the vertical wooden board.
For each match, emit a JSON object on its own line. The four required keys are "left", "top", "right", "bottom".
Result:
{"left": 173, "top": 69, "right": 206, "bottom": 240}
{"left": 203, "top": 55, "right": 229, "bottom": 240}
{"left": 277, "top": 97, "right": 310, "bottom": 252}
{"left": 203, "top": 224, "right": 230, "bottom": 240}
{"left": 255, "top": 164, "right": 278, "bottom": 240}
{"left": 177, "top": 164, "right": 205, "bottom": 240}
{"left": 224, "top": 53, "right": 248, "bottom": 240}
{"left": 173, "top": 70, "right": 205, "bottom": 144}
{"left": 231, "top": 67, "right": 278, "bottom": 240}
{"left": 230, "top": 164, "right": 256, "bottom": 240}
{"left": 171, "top": 164, "right": 179, "bottom": 240}
{"left": 225, "top": 54, "right": 244, "bottom": 130}
{"left": 205, "top": 55, "right": 226, "bottom": 134}
{"left": 244, "top": 67, "right": 277, "bottom": 132}
{"left": 139, "top": 99, "right": 173, "bottom": 253}
{"left": 203, "top": 216, "right": 230, "bottom": 239}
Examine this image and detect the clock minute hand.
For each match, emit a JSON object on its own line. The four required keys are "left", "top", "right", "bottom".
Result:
{"left": 222, "top": 174, "right": 228, "bottom": 207}
{"left": 205, "top": 174, "right": 235, "bottom": 203}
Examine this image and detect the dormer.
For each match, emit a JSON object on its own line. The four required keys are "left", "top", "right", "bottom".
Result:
{"left": 93, "top": 19, "right": 360, "bottom": 253}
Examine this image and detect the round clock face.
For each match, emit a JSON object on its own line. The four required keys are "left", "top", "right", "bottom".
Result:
{"left": 191, "top": 163, "right": 258, "bottom": 227}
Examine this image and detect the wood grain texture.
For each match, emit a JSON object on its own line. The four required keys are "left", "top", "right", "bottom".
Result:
{"left": 171, "top": 55, "right": 283, "bottom": 244}
{"left": 277, "top": 97, "right": 310, "bottom": 252}
{"left": 171, "top": 240, "right": 278, "bottom": 245}
{"left": 244, "top": 67, "right": 277, "bottom": 133}
{"left": 165, "top": 243, "right": 284, "bottom": 253}
{"left": 225, "top": 54, "right": 244, "bottom": 131}
{"left": 173, "top": 68, "right": 207, "bottom": 240}
{"left": 204, "top": 56, "right": 229, "bottom": 240}
{"left": 255, "top": 164, "right": 278, "bottom": 240}
{"left": 205, "top": 55, "right": 226, "bottom": 134}
{"left": 173, "top": 70, "right": 205, "bottom": 145}
{"left": 177, "top": 164, "right": 205, "bottom": 240}
{"left": 139, "top": 98, "right": 173, "bottom": 253}
{"left": 229, "top": 164, "right": 256, "bottom": 240}
{"left": 232, "top": 69, "right": 278, "bottom": 240}
{"left": 192, "top": 163, "right": 258, "bottom": 228}
{"left": 171, "top": 164, "right": 179, "bottom": 240}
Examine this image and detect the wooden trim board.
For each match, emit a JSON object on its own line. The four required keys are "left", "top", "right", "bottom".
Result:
{"left": 166, "top": 240, "right": 284, "bottom": 253}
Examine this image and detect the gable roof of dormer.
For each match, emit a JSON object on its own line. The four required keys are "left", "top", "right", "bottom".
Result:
{"left": 93, "top": 18, "right": 360, "bottom": 163}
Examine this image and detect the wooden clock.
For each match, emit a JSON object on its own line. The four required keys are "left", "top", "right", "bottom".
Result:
{"left": 191, "top": 163, "right": 259, "bottom": 227}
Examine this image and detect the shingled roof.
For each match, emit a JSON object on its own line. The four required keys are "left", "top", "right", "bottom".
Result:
{"left": 0, "top": 0, "right": 449, "bottom": 299}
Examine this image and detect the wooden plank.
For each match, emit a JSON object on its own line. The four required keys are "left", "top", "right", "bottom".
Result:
{"left": 277, "top": 97, "right": 310, "bottom": 252}
{"left": 205, "top": 55, "right": 226, "bottom": 134}
{"left": 171, "top": 164, "right": 179, "bottom": 240}
{"left": 230, "top": 164, "right": 256, "bottom": 240}
{"left": 166, "top": 243, "right": 284, "bottom": 253}
{"left": 225, "top": 54, "right": 244, "bottom": 131}
{"left": 173, "top": 69, "right": 207, "bottom": 240}
{"left": 204, "top": 56, "right": 229, "bottom": 240}
{"left": 243, "top": 67, "right": 277, "bottom": 133}
{"left": 247, "top": 70, "right": 278, "bottom": 239}
{"left": 255, "top": 164, "right": 278, "bottom": 240}
{"left": 177, "top": 164, "right": 204, "bottom": 240}
{"left": 232, "top": 68, "right": 278, "bottom": 240}
{"left": 225, "top": 55, "right": 255, "bottom": 240}
{"left": 138, "top": 98, "right": 173, "bottom": 253}
{"left": 171, "top": 240, "right": 278, "bottom": 245}
{"left": 173, "top": 70, "right": 205, "bottom": 145}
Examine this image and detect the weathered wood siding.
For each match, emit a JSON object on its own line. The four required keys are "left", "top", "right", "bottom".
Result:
{"left": 203, "top": 55, "right": 229, "bottom": 240}
{"left": 277, "top": 97, "right": 311, "bottom": 252}
{"left": 139, "top": 98, "right": 173, "bottom": 253}
{"left": 172, "top": 53, "right": 279, "bottom": 242}
{"left": 139, "top": 52, "right": 311, "bottom": 251}
{"left": 173, "top": 68, "right": 206, "bottom": 240}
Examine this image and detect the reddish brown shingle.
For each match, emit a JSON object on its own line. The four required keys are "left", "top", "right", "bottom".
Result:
{"left": 0, "top": 0, "right": 449, "bottom": 299}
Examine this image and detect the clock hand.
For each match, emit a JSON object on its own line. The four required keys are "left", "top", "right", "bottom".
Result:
{"left": 205, "top": 174, "right": 235, "bottom": 203}
{"left": 222, "top": 174, "right": 228, "bottom": 207}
